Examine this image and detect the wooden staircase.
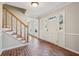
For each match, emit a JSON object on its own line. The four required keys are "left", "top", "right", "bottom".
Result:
{"left": 2, "top": 6, "right": 29, "bottom": 43}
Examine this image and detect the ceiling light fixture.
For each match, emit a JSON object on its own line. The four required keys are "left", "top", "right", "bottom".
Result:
{"left": 31, "top": 2, "right": 39, "bottom": 8}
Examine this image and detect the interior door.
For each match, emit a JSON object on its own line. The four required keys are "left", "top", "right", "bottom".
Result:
{"left": 47, "top": 17, "right": 58, "bottom": 44}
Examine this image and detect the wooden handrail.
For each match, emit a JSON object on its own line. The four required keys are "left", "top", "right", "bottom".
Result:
{"left": 3, "top": 6, "right": 28, "bottom": 42}
{"left": 3, "top": 7, "right": 28, "bottom": 27}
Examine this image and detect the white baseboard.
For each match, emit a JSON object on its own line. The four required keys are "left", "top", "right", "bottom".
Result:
{"left": 53, "top": 43, "right": 79, "bottom": 55}
{"left": 65, "top": 47, "right": 79, "bottom": 54}
{"left": 55, "top": 43, "right": 79, "bottom": 55}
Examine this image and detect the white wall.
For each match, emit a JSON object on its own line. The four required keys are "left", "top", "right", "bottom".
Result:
{"left": 0, "top": 3, "right": 2, "bottom": 28}
{"left": 40, "top": 2, "right": 79, "bottom": 53}
{"left": 65, "top": 3, "right": 79, "bottom": 52}
{"left": 0, "top": 3, "right": 2, "bottom": 54}
{"left": 0, "top": 29, "right": 2, "bottom": 54}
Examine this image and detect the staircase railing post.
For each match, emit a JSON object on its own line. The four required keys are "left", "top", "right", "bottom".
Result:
{"left": 11, "top": 15, "right": 13, "bottom": 31}
{"left": 20, "top": 23, "right": 22, "bottom": 37}
{"left": 2, "top": 8, "right": 4, "bottom": 28}
{"left": 5, "top": 9, "right": 7, "bottom": 28}
{"left": 27, "top": 26, "right": 29, "bottom": 42}
{"left": 24, "top": 26, "right": 26, "bottom": 41}
{"left": 16, "top": 19, "right": 18, "bottom": 37}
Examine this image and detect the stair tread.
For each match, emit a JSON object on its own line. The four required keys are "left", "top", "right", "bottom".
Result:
{"left": 5, "top": 30, "right": 12, "bottom": 32}
{"left": 11, "top": 32, "right": 16, "bottom": 35}
{"left": 12, "top": 35, "right": 18, "bottom": 37}
{"left": 21, "top": 40, "right": 26, "bottom": 43}
{"left": 6, "top": 31, "right": 15, "bottom": 34}
{"left": 17, "top": 38, "right": 22, "bottom": 40}
{"left": 3, "top": 28, "right": 28, "bottom": 44}
{"left": 3, "top": 28, "right": 10, "bottom": 31}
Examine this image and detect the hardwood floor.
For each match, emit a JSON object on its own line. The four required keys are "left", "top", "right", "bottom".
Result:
{"left": 1, "top": 36, "right": 79, "bottom": 56}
